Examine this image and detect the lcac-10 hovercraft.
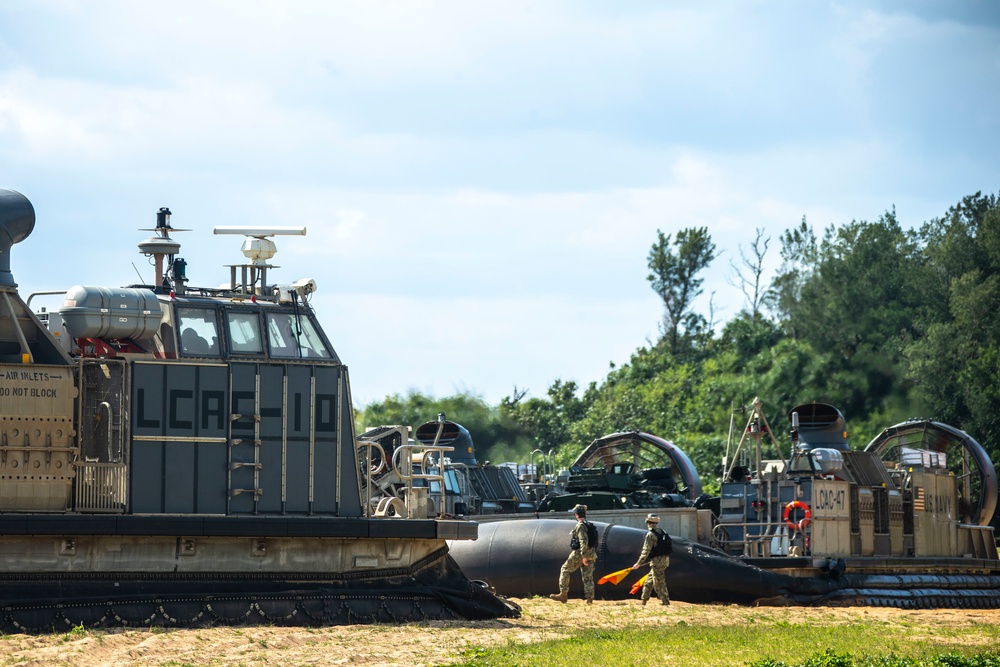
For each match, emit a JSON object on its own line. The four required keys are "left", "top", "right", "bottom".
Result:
{"left": 0, "top": 189, "right": 518, "bottom": 631}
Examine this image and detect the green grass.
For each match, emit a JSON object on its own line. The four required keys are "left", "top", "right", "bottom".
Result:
{"left": 445, "top": 620, "right": 1000, "bottom": 667}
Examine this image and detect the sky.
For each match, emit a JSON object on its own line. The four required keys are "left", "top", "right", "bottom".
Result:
{"left": 1, "top": 1, "right": 999, "bottom": 407}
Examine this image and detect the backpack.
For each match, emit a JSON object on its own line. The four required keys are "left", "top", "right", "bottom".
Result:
{"left": 570, "top": 520, "right": 600, "bottom": 551}
{"left": 586, "top": 520, "right": 600, "bottom": 550}
{"left": 650, "top": 527, "right": 672, "bottom": 558}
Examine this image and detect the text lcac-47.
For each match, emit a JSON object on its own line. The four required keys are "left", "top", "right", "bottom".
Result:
{"left": 0, "top": 189, "right": 518, "bottom": 632}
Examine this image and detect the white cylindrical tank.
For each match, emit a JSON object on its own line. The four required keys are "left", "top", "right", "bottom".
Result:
{"left": 809, "top": 448, "right": 845, "bottom": 476}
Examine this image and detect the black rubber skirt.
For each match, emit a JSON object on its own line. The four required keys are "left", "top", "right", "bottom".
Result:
{"left": 0, "top": 549, "right": 521, "bottom": 632}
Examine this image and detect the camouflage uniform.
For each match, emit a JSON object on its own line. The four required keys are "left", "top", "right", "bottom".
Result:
{"left": 557, "top": 520, "right": 598, "bottom": 600}
{"left": 637, "top": 528, "right": 670, "bottom": 604}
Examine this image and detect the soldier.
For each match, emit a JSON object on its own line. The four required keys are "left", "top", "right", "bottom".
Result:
{"left": 631, "top": 513, "right": 671, "bottom": 605}
{"left": 549, "top": 504, "right": 598, "bottom": 604}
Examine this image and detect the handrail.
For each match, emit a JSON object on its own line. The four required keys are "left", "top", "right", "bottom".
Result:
{"left": 713, "top": 520, "right": 809, "bottom": 557}
{"left": 356, "top": 439, "right": 387, "bottom": 517}
{"left": 391, "top": 443, "right": 454, "bottom": 518}
{"left": 529, "top": 449, "right": 544, "bottom": 484}
{"left": 25, "top": 289, "right": 68, "bottom": 309}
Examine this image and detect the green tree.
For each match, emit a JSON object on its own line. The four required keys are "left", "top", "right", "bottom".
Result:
{"left": 500, "top": 380, "right": 587, "bottom": 455}
{"left": 798, "top": 210, "right": 928, "bottom": 358}
{"left": 729, "top": 227, "right": 772, "bottom": 324}
{"left": 773, "top": 211, "right": 934, "bottom": 418}
{"left": 356, "top": 390, "right": 531, "bottom": 464}
{"left": 354, "top": 191, "right": 1000, "bottom": 495}
{"left": 921, "top": 191, "right": 1000, "bottom": 283}
{"left": 647, "top": 227, "right": 718, "bottom": 355}
{"left": 769, "top": 217, "right": 817, "bottom": 339}
{"left": 907, "top": 191, "right": 1000, "bottom": 454}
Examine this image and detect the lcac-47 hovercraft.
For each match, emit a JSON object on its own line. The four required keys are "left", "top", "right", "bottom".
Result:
{"left": 452, "top": 398, "right": 1000, "bottom": 609}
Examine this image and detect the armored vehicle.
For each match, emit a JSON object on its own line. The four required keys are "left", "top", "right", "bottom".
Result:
{"left": 0, "top": 189, "right": 517, "bottom": 631}
{"left": 533, "top": 430, "right": 702, "bottom": 513}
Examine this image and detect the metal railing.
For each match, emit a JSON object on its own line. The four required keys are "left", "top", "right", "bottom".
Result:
{"left": 356, "top": 439, "right": 455, "bottom": 518}
{"left": 391, "top": 443, "right": 453, "bottom": 518}
{"left": 713, "top": 521, "right": 806, "bottom": 557}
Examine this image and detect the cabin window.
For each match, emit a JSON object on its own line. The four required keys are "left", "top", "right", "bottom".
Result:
{"left": 176, "top": 307, "right": 221, "bottom": 357}
{"left": 266, "top": 312, "right": 332, "bottom": 359}
{"left": 445, "top": 469, "right": 461, "bottom": 494}
{"left": 228, "top": 311, "right": 263, "bottom": 354}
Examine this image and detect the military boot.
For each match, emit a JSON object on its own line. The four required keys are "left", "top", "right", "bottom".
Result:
{"left": 586, "top": 598, "right": 593, "bottom": 605}
{"left": 549, "top": 591, "right": 568, "bottom": 603}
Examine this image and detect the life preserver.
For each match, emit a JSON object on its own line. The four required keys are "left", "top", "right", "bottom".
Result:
{"left": 783, "top": 500, "right": 812, "bottom": 532}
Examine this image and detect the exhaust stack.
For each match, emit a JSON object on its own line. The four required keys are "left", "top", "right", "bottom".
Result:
{"left": 0, "top": 190, "right": 35, "bottom": 287}
{"left": 789, "top": 402, "right": 849, "bottom": 451}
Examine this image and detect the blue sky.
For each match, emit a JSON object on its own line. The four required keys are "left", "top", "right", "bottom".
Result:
{"left": 2, "top": 1, "right": 998, "bottom": 406}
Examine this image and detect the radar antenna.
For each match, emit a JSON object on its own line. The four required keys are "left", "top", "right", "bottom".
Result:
{"left": 213, "top": 226, "right": 307, "bottom": 296}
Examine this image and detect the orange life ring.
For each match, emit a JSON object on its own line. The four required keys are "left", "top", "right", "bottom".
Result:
{"left": 783, "top": 500, "right": 812, "bottom": 532}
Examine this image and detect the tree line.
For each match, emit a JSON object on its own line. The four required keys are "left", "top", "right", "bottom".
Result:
{"left": 356, "top": 190, "right": 1000, "bottom": 492}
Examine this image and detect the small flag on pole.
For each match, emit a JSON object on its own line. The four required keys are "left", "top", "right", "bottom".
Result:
{"left": 630, "top": 573, "right": 650, "bottom": 595}
{"left": 597, "top": 567, "right": 634, "bottom": 586}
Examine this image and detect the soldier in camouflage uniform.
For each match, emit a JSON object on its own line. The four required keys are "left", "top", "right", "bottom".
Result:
{"left": 631, "top": 513, "right": 671, "bottom": 605}
{"left": 549, "top": 504, "right": 598, "bottom": 604}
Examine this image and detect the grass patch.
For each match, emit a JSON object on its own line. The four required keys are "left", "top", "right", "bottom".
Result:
{"left": 447, "top": 619, "right": 1000, "bottom": 667}
{"left": 749, "top": 649, "right": 1000, "bottom": 666}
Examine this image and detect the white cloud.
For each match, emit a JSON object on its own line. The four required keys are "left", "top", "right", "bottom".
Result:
{"left": 1, "top": 0, "right": 998, "bottom": 407}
